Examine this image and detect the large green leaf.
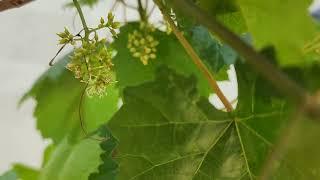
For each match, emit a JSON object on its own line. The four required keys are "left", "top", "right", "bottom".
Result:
{"left": 20, "top": 55, "right": 119, "bottom": 143}
{"left": 237, "top": 0, "right": 318, "bottom": 66}
{"left": 262, "top": 63, "right": 320, "bottom": 178}
{"left": 0, "top": 165, "right": 39, "bottom": 180}
{"left": 106, "top": 65, "right": 307, "bottom": 179}
{"left": 112, "top": 23, "right": 229, "bottom": 97}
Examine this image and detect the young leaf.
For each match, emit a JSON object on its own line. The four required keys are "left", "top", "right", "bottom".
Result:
{"left": 38, "top": 137, "right": 102, "bottom": 180}
{"left": 0, "top": 170, "right": 18, "bottom": 180}
{"left": 12, "top": 164, "right": 39, "bottom": 180}
{"left": 0, "top": 165, "right": 39, "bottom": 180}
{"left": 20, "top": 55, "right": 119, "bottom": 143}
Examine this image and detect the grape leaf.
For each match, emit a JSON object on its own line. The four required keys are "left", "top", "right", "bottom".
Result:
{"left": 196, "top": 0, "right": 247, "bottom": 33}
{"left": 165, "top": 0, "right": 247, "bottom": 34}
{"left": 20, "top": 55, "right": 119, "bottom": 143}
{"left": 0, "top": 165, "right": 39, "bottom": 180}
{"left": 264, "top": 63, "right": 320, "bottom": 178}
{"left": 237, "top": 0, "right": 318, "bottom": 66}
{"left": 0, "top": 170, "right": 17, "bottom": 180}
{"left": 12, "top": 164, "right": 39, "bottom": 180}
{"left": 187, "top": 25, "right": 238, "bottom": 71}
{"left": 42, "top": 144, "right": 55, "bottom": 167}
{"left": 280, "top": 117, "right": 320, "bottom": 179}
{"left": 38, "top": 136, "right": 102, "bottom": 180}
{"left": 106, "top": 64, "right": 320, "bottom": 179}
{"left": 89, "top": 127, "right": 119, "bottom": 180}
{"left": 112, "top": 23, "right": 230, "bottom": 97}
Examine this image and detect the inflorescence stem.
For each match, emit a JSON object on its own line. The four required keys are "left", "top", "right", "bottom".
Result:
{"left": 73, "top": 0, "right": 90, "bottom": 39}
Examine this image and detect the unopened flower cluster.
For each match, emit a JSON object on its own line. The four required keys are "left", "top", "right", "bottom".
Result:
{"left": 57, "top": 12, "right": 120, "bottom": 97}
{"left": 127, "top": 22, "right": 159, "bottom": 65}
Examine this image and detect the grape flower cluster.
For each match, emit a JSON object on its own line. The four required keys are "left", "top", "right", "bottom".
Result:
{"left": 127, "top": 22, "right": 159, "bottom": 65}
{"left": 57, "top": 13, "right": 120, "bottom": 97}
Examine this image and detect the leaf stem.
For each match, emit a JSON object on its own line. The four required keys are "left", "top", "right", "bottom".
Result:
{"left": 73, "top": 0, "right": 89, "bottom": 39}
{"left": 154, "top": 0, "right": 233, "bottom": 112}
{"left": 171, "top": 0, "right": 308, "bottom": 105}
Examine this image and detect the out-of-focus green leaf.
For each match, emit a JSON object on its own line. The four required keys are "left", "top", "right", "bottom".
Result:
{"left": 106, "top": 65, "right": 304, "bottom": 179}
{"left": 42, "top": 144, "right": 56, "bottom": 167}
{"left": 0, "top": 165, "right": 39, "bottom": 180}
{"left": 237, "top": 0, "right": 318, "bottom": 66}
{"left": 280, "top": 117, "right": 320, "bottom": 179}
{"left": 20, "top": 55, "right": 119, "bottom": 144}
{"left": 39, "top": 137, "right": 102, "bottom": 180}
{"left": 0, "top": 170, "right": 17, "bottom": 180}
{"left": 260, "top": 63, "right": 320, "bottom": 178}
{"left": 196, "top": 0, "right": 247, "bottom": 33}
{"left": 12, "top": 164, "right": 39, "bottom": 180}
{"left": 165, "top": 0, "right": 247, "bottom": 34}
{"left": 113, "top": 23, "right": 229, "bottom": 97}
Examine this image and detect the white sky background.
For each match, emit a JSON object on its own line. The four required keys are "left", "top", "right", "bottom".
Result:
{"left": 0, "top": 0, "right": 237, "bottom": 174}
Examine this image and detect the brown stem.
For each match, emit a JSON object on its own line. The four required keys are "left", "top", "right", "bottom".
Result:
{"left": 154, "top": 0, "right": 233, "bottom": 112}
{"left": 0, "top": 0, "right": 33, "bottom": 12}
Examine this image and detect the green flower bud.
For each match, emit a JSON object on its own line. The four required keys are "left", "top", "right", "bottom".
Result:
{"left": 100, "top": 17, "right": 105, "bottom": 25}
{"left": 111, "top": 22, "right": 121, "bottom": 29}
{"left": 110, "top": 29, "right": 117, "bottom": 37}
{"left": 57, "top": 32, "right": 66, "bottom": 38}
{"left": 107, "top": 12, "right": 114, "bottom": 22}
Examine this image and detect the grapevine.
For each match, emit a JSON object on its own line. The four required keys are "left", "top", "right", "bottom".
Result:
{"left": 3, "top": 0, "right": 320, "bottom": 180}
